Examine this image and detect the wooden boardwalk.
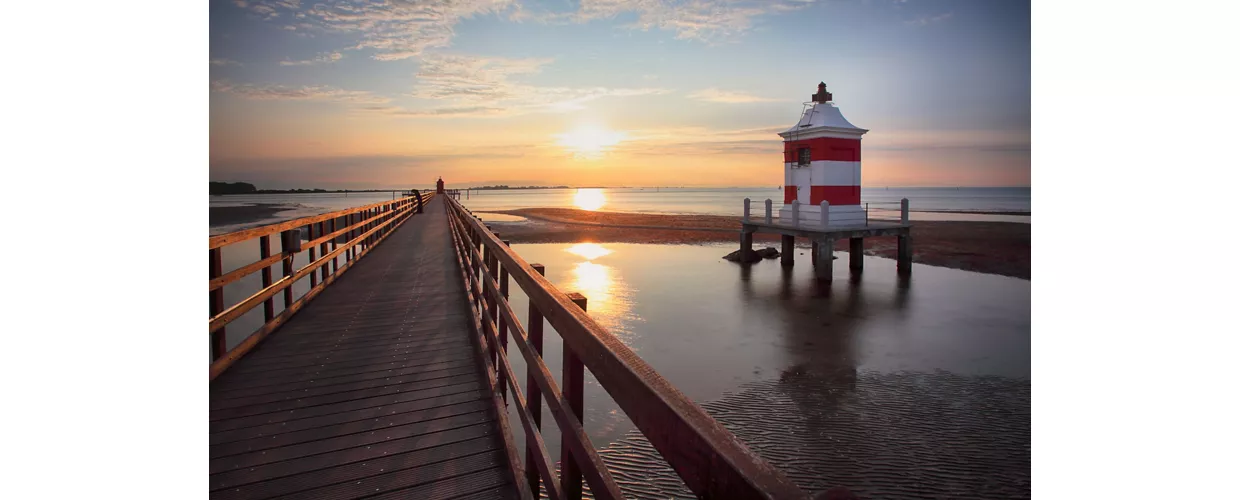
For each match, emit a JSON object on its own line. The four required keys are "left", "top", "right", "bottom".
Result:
{"left": 209, "top": 197, "right": 518, "bottom": 500}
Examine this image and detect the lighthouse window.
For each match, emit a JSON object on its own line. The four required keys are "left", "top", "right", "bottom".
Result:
{"left": 797, "top": 147, "right": 811, "bottom": 166}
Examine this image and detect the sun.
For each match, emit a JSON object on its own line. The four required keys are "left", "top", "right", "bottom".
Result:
{"left": 556, "top": 125, "right": 626, "bottom": 159}
{"left": 573, "top": 188, "right": 606, "bottom": 210}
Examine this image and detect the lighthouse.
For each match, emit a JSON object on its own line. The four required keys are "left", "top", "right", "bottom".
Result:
{"left": 778, "top": 82, "right": 868, "bottom": 226}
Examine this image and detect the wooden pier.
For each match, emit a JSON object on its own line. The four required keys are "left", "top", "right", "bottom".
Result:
{"left": 739, "top": 198, "right": 914, "bottom": 281}
{"left": 208, "top": 188, "right": 821, "bottom": 499}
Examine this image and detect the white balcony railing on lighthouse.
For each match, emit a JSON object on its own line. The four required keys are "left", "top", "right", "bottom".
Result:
{"left": 742, "top": 198, "right": 910, "bottom": 228}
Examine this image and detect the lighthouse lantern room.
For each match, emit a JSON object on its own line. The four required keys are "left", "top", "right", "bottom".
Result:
{"left": 778, "top": 82, "right": 868, "bottom": 226}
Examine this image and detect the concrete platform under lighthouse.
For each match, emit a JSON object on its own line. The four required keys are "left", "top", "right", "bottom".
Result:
{"left": 738, "top": 200, "right": 913, "bottom": 282}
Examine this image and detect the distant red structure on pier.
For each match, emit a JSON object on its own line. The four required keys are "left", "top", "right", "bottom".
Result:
{"left": 436, "top": 176, "right": 445, "bottom": 194}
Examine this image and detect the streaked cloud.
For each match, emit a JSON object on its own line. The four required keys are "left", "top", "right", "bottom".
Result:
{"left": 688, "top": 88, "right": 780, "bottom": 103}
{"left": 210, "top": 80, "right": 389, "bottom": 104}
{"left": 574, "top": 0, "right": 817, "bottom": 43}
{"left": 866, "top": 129, "right": 1029, "bottom": 152}
{"left": 279, "top": 51, "right": 343, "bottom": 66}
{"left": 210, "top": 58, "right": 242, "bottom": 66}
{"left": 235, "top": 0, "right": 516, "bottom": 60}
{"left": 906, "top": 12, "right": 953, "bottom": 26}
{"left": 404, "top": 53, "right": 670, "bottom": 117}
{"left": 235, "top": 1, "right": 816, "bottom": 58}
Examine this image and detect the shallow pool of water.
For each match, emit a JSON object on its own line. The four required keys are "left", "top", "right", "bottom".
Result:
{"left": 497, "top": 242, "right": 1030, "bottom": 497}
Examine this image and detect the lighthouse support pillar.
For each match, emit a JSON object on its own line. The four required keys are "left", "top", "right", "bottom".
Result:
{"left": 815, "top": 238, "right": 834, "bottom": 281}
{"left": 781, "top": 235, "right": 795, "bottom": 267}
{"left": 897, "top": 234, "right": 912, "bottom": 275}
{"left": 740, "top": 230, "right": 754, "bottom": 262}
{"left": 849, "top": 237, "right": 864, "bottom": 271}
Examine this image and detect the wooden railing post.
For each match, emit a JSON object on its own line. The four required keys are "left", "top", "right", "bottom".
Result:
{"left": 308, "top": 224, "right": 319, "bottom": 288}
{"left": 345, "top": 213, "right": 354, "bottom": 262}
{"left": 365, "top": 209, "right": 372, "bottom": 249}
{"left": 563, "top": 292, "right": 588, "bottom": 500}
{"left": 329, "top": 218, "right": 339, "bottom": 274}
{"left": 210, "top": 248, "right": 225, "bottom": 360}
{"left": 486, "top": 242, "right": 500, "bottom": 368}
{"left": 499, "top": 239, "right": 512, "bottom": 403}
{"left": 525, "top": 263, "right": 547, "bottom": 495}
{"left": 471, "top": 227, "right": 482, "bottom": 311}
{"left": 491, "top": 232, "right": 502, "bottom": 313}
{"left": 280, "top": 230, "right": 294, "bottom": 309}
{"left": 259, "top": 235, "right": 274, "bottom": 322}
{"left": 318, "top": 221, "right": 329, "bottom": 283}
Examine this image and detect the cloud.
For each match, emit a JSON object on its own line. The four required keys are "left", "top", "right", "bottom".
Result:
{"left": 412, "top": 54, "right": 552, "bottom": 101}
{"left": 279, "top": 51, "right": 343, "bottom": 66}
{"left": 906, "top": 12, "right": 953, "bottom": 26}
{"left": 865, "top": 129, "right": 1029, "bottom": 152}
{"left": 235, "top": 0, "right": 517, "bottom": 60}
{"left": 573, "top": 0, "right": 817, "bottom": 43}
{"left": 402, "top": 53, "right": 670, "bottom": 117}
{"left": 210, "top": 80, "right": 389, "bottom": 104}
{"left": 211, "top": 58, "right": 242, "bottom": 66}
{"left": 237, "top": 1, "right": 813, "bottom": 59}
{"left": 688, "top": 88, "right": 780, "bottom": 103}
{"left": 382, "top": 105, "right": 509, "bottom": 118}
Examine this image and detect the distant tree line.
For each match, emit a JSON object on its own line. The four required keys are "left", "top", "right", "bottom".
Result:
{"left": 210, "top": 181, "right": 257, "bottom": 195}
{"left": 211, "top": 182, "right": 409, "bottom": 195}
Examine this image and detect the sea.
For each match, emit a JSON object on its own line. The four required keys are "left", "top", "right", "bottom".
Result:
{"left": 209, "top": 187, "right": 1031, "bottom": 233}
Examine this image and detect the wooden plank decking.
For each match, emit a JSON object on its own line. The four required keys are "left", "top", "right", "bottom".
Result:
{"left": 209, "top": 197, "right": 518, "bottom": 500}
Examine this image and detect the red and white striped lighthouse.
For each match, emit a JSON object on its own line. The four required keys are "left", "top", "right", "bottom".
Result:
{"left": 778, "top": 82, "right": 868, "bottom": 226}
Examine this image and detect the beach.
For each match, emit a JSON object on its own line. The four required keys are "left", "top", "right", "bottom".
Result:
{"left": 480, "top": 208, "right": 1031, "bottom": 280}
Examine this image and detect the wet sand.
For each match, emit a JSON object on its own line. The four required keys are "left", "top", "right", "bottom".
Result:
{"left": 598, "top": 368, "right": 1030, "bottom": 499}
{"left": 209, "top": 203, "right": 292, "bottom": 227}
{"left": 483, "top": 208, "right": 1031, "bottom": 280}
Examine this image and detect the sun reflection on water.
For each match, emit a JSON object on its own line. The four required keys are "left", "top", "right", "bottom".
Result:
{"left": 561, "top": 243, "right": 641, "bottom": 343}
{"left": 566, "top": 242, "right": 612, "bottom": 260}
{"left": 573, "top": 188, "right": 606, "bottom": 211}
{"left": 572, "top": 262, "right": 613, "bottom": 303}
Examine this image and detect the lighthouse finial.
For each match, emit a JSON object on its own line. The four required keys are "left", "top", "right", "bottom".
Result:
{"left": 811, "top": 82, "right": 832, "bottom": 103}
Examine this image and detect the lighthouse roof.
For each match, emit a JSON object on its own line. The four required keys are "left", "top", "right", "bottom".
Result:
{"left": 778, "top": 102, "right": 868, "bottom": 140}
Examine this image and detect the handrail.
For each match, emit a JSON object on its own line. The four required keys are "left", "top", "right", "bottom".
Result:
{"left": 446, "top": 207, "right": 622, "bottom": 500}
{"left": 208, "top": 192, "right": 435, "bottom": 380}
{"left": 209, "top": 194, "right": 426, "bottom": 249}
{"left": 445, "top": 196, "right": 808, "bottom": 499}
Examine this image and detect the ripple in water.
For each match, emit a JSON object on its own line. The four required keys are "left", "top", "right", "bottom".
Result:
{"left": 593, "top": 367, "right": 1030, "bottom": 499}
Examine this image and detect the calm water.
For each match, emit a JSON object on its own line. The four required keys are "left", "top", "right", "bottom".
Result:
{"left": 209, "top": 187, "right": 1031, "bottom": 234}
{"left": 491, "top": 242, "right": 1029, "bottom": 498}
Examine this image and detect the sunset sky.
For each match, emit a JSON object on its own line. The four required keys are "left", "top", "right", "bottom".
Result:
{"left": 209, "top": 0, "right": 1030, "bottom": 189}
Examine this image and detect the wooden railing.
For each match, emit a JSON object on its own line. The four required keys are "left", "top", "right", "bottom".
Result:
{"left": 445, "top": 196, "right": 809, "bottom": 499}
{"left": 208, "top": 191, "right": 433, "bottom": 380}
